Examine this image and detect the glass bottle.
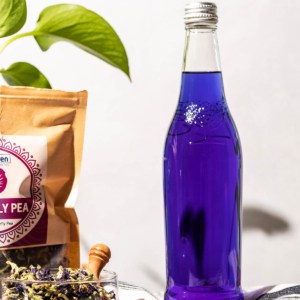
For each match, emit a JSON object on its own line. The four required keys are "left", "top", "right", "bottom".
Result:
{"left": 163, "top": 2, "right": 243, "bottom": 299}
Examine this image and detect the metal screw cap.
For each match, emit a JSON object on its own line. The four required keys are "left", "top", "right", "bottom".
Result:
{"left": 185, "top": 2, "right": 218, "bottom": 28}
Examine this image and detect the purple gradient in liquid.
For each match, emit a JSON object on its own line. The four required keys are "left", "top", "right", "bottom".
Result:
{"left": 164, "top": 72, "right": 243, "bottom": 299}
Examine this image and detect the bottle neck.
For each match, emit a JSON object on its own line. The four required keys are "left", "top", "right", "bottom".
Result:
{"left": 183, "top": 28, "right": 221, "bottom": 72}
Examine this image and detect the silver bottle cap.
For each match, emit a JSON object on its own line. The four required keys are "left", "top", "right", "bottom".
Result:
{"left": 184, "top": 2, "right": 218, "bottom": 29}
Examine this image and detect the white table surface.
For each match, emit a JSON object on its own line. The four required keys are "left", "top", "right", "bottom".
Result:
{"left": 119, "top": 289, "right": 161, "bottom": 300}
{"left": 119, "top": 284, "right": 300, "bottom": 300}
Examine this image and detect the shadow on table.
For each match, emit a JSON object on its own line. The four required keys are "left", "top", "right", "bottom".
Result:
{"left": 243, "top": 206, "right": 290, "bottom": 235}
{"left": 140, "top": 264, "right": 165, "bottom": 290}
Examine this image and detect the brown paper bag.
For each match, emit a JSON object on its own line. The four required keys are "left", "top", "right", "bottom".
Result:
{"left": 0, "top": 86, "right": 87, "bottom": 273}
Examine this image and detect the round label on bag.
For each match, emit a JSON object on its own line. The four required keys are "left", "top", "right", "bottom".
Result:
{"left": 0, "top": 136, "right": 47, "bottom": 247}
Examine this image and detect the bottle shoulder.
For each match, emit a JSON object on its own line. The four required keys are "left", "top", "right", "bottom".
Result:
{"left": 165, "top": 114, "right": 242, "bottom": 162}
{"left": 168, "top": 99, "right": 237, "bottom": 136}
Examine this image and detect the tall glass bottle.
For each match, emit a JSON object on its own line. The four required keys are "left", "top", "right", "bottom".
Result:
{"left": 164, "top": 2, "right": 242, "bottom": 299}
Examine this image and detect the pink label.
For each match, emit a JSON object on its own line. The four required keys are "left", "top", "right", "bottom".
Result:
{"left": 0, "top": 136, "right": 47, "bottom": 247}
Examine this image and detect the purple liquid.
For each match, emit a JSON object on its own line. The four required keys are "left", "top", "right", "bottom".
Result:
{"left": 164, "top": 72, "right": 243, "bottom": 299}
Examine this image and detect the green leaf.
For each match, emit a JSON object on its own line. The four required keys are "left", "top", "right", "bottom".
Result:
{"left": 33, "top": 4, "right": 130, "bottom": 78}
{"left": 0, "top": 62, "right": 52, "bottom": 88}
{"left": 0, "top": 0, "right": 27, "bottom": 37}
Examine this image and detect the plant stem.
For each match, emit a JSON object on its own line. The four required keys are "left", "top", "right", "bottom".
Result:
{"left": 0, "top": 31, "right": 36, "bottom": 54}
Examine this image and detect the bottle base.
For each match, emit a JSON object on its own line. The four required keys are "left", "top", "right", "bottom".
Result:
{"left": 165, "top": 286, "right": 244, "bottom": 300}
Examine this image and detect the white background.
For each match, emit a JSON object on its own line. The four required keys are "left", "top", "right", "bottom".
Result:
{"left": 1, "top": 0, "right": 300, "bottom": 293}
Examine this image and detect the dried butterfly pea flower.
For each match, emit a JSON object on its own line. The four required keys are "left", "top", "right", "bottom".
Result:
{"left": 0, "top": 245, "right": 68, "bottom": 275}
{"left": 2, "top": 262, "right": 116, "bottom": 300}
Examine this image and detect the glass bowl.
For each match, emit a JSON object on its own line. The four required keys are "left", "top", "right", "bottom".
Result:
{"left": 0, "top": 269, "right": 118, "bottom": 300}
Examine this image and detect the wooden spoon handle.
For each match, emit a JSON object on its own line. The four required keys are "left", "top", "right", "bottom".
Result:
{"left": 87, "top": 243, "right": 111, "bottom": 279}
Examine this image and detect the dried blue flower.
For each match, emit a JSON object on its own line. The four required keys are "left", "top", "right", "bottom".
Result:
{"left": 3, "top": 262, "right": 116, "bottom": 300}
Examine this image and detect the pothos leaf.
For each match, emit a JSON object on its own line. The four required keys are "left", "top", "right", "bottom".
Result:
{"left": 33, "top": 4, "right": 130, "bottom": 78}
{"left": 0, "top": 62, "right": 52, "bottom": 89}
{"left": 0, "top": 0, "right": 27, "bottom": 38}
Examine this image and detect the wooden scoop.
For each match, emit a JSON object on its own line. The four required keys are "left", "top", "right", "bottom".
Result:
{"left": 87, "top": 243, "right": 111, "bottom": 279}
